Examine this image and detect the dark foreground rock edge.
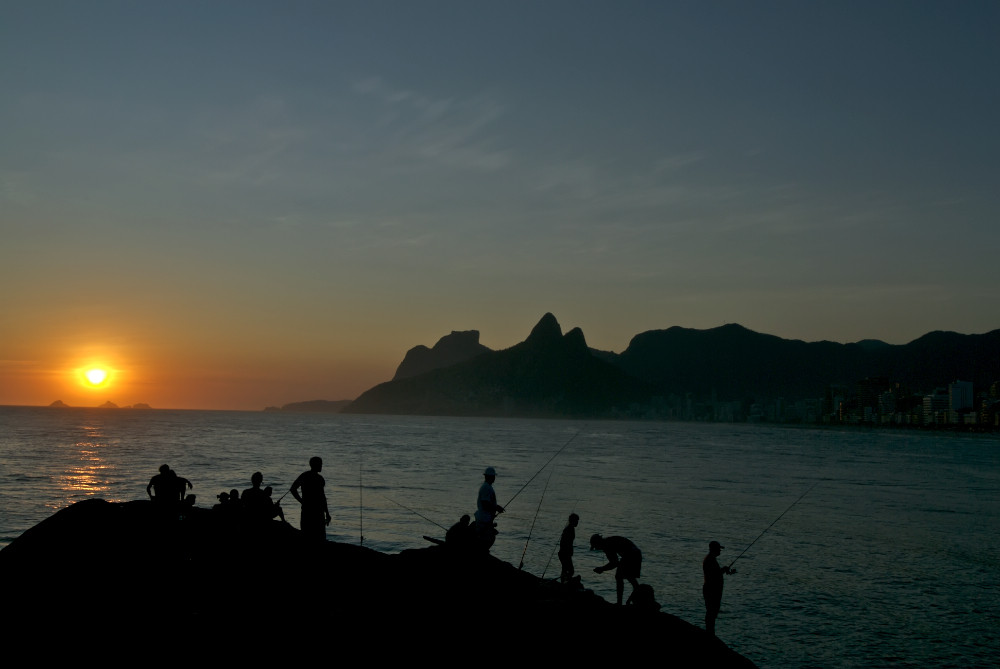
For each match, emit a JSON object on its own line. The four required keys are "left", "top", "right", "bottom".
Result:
{"left": 0, "top": 499, "right": 757, "bottom": 665}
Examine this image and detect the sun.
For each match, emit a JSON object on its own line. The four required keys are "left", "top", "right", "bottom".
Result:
{"left": 80, "top": 366, "right": 112, "bottom": 389}
{"left": 85, "top": 368, "right": 108, "bottom": 385}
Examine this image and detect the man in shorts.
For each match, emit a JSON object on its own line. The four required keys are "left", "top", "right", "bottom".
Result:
{"left": 591, "top": 533, "right": 642, "bottom": 605}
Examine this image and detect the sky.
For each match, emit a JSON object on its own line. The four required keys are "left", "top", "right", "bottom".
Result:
{"left": 2, "top": 1, "right": 998, "bottom": 410}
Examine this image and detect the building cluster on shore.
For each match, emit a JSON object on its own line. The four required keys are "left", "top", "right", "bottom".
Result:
{"left": 634, "top": 378, "right": 1000, "bottom": 431}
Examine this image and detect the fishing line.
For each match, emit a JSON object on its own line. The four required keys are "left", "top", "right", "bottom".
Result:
{"left": 518, "top": 464, "right": 556, "bottom": 570}
{"left": 503, "top": 430, "right": 580, "bottom": 510}
{"left": 381, "top": 494, "right": 448, "bottom": 532}
{"left": 728, "top": 481, "right": 818, "bottom": 569}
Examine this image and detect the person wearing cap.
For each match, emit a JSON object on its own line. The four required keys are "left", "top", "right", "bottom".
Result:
{"left": 590, "top": 533, "right": 642, "bottom": 605}
{"left": 703, "top": 540, "right": 735, "bottom": 636}
{"left": 474, "top": 466, "right": 504, "bottom": 550}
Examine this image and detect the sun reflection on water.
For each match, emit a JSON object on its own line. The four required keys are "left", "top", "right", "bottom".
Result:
{"left": 55, "top": 420, "right": 121, "bottom": 505}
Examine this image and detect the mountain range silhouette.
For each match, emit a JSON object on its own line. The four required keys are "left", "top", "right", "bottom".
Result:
{"left": 343, "top": 313, "right": 1000, "bottom": 418}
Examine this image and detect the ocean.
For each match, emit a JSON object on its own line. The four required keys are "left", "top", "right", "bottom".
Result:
{"left": 1, "top": 406, "right": 997, "bottom": 667}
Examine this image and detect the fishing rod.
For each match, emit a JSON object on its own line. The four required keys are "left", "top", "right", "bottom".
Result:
{"left": 518, "top": 464, "right": 557, "bottom": 570}
{"left": 503, "top": 430, "right": 580, "bottom": 510}
{"left": 728, "top": 481, "right": 818, "bottom": 570}
{"left": 359, "top": 451, "right": 364, "bottom": 546}
{"left": 381, "top": 494, "right": 448, "bottom": 532}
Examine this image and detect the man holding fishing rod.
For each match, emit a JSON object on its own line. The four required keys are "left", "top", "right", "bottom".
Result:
{"left": 474, "top": 466, "right": 504, "bottom": 550}
{"left": 703, "top": 540, "right": 735, "bottom": 637}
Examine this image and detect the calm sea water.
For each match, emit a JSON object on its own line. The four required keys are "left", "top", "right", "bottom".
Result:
{"left": 1, "top": 406, "right": 997, "bottom": 667}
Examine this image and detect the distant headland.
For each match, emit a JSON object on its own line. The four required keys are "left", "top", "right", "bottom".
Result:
{"left": 282, "top": 313, "right": 1000, "bottom": 428}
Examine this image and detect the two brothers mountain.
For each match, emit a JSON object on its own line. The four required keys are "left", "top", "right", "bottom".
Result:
{"left": 324, "top": 313, "right": 999, "bottom": 420}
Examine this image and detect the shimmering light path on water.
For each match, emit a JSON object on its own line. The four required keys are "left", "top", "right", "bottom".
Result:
{"left": 1, "top": 407, "right": 997, "bottom": 667}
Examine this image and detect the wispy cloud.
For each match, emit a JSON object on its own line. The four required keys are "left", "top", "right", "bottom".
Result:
{"left": 353, "top": 76, "right": 512, "bottom": 172}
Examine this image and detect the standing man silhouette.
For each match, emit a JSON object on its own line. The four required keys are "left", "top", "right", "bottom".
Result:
{"left": 559, "top": 513, "right": 580, "bottom": 583}
{"left": 703, "top": 540, "right": 735, "bottom": 636}
{"left": 474, "top": 466, "right": 504, "bottom": 550}
{"left": 291, "top": 457, "right": 331, "bottom": 541}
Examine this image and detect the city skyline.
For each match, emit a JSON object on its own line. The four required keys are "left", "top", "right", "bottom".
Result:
{"left": 3, "top": 2, "right": 998, "bottom": 409}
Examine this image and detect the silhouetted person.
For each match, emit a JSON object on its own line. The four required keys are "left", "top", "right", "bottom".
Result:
{"left": 474, "top": 466, "right": 504, "bottom": 550}
{"left": 172, "top": 469, "right": 195, "bottom": 514}
{"left": 703, "top": 540, "right": 734, "bottom": 636}
{"left": 213, "top": 491, "right": 231, "bottom": 511}
{"left": 264, "top": 485, "right": 285, "bottom": 523}
{"left": 626, "top": 583, "right": 661, "bottom": 612}
{"left": 559, "top": 513, "right": 580, "bottom": 583}
{"left": 147, "top": 465, "right": 194, "bottom": 518}
{"left": 174, "top": 471, "right": 194, "bottom": 502}
{"left": 213, "top": 490, "right": 241, "bottom": 516}
{"left": 291, "top": 456, "right": 330, "bottom": 541}
{"left": 445, "top": 514, "right": 473, "bottom": 550}
{"left": 242, "top": 471, "right": 281, "bottom": 523}
{"left": 147, "top": 464, "right": 175, "bottom": 504}
{"left": 591, "top": 533, "right": 642, "bottom": 605}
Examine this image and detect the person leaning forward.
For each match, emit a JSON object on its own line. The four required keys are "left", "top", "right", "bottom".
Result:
{"left": 591, "top": 533, "right": 642, "bottom": 605}
{"left": 290, "top": 456, "right": 331, "bottom": 540}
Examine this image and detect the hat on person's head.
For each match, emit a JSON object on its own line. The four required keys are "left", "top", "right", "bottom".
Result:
{"left": 484, "top": 466, "right": 496, "bottom": 477}
{"left": 709, "top": 540, "right": 724, "bottom": 550}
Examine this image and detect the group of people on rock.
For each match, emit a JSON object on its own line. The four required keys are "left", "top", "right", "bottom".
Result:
{"left": 146, "top": 458, "right": 734, "bottom": 636}
{"left": 146, "top": 464, "right": 195, "bottom": 514}
{"left": 210, "top": 471, "right": 287, "bottom": 524}
{"left": 467, "top": 465, "right": 735, "bottom": 635}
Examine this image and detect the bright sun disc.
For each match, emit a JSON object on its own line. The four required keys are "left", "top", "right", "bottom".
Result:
{"left": 85, "top": 368, "right": 108, "bottom": 385}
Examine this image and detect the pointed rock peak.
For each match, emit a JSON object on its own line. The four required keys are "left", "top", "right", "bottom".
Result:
{"left": 563, "top": 327, "right": 589, "bottom": 352}
{"left": 526, "top": 313, "right": 563, "bottom": 345}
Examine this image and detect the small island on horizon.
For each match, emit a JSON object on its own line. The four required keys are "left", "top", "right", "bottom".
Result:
{"left": 47, "top": 399, "right": 153, "bottom": 410}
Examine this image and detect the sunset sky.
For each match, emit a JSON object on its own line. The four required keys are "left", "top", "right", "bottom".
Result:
{"left": 2, "top": 2, "right": 998, "bottom": 410}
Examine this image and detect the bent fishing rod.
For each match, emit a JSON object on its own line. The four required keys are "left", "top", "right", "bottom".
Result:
{"left": 728, "top": 481, "right": 818, "bottom": 570}
{"left": 502, "top": 430, "right": 580, "bottom": 511}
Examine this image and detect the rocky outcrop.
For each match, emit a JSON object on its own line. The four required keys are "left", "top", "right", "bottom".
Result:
{"left": 0, "top": 499, "right": 757, "bottom": 665}
{"left": 392, "top": 330, "right": 491, "bottom": 380}
{"left": 345, "top": 314, "right": 655, "bottom": 417}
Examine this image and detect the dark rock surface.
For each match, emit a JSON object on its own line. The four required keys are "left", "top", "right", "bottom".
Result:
{"left": 1, "top": 499, "right": 756, "bottom": 664}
